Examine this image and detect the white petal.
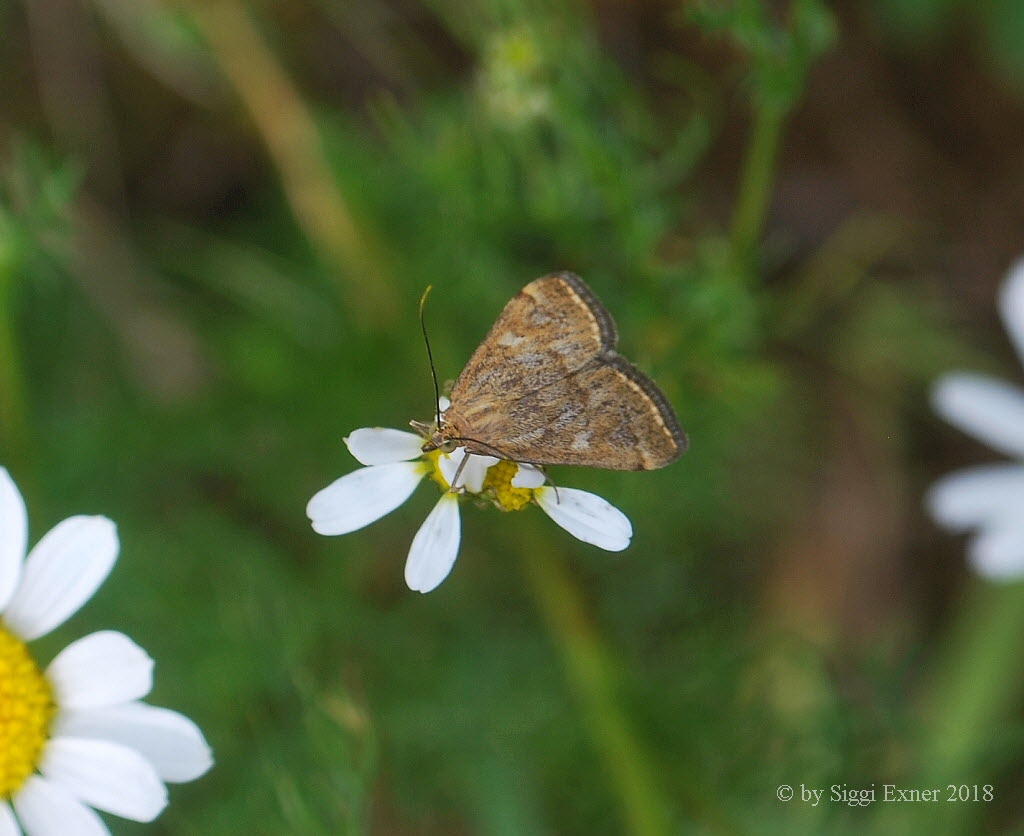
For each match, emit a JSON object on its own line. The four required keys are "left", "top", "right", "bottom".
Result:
{"left": 47, "top": 632, "right": 153, "bottom": 710}
{"left": 404, "top": 494, "right": 460, "bottom": 593}
{"left": 932, "top": 373, "right": 1024, "bottom": 458}
{"left": 3, "top": 517, "right": 118, "bottom": 641}
{"left": 967, "top": 523, "right": 1024, "bottom": 581}
{"left": 926, "top": 464, "right": 1024, "bottom": 531}
{"left": 40, "top": 737, "right": 166, "bottom": 823}
{"left": 0, "top": 803, "right": 20, "bottom": 836}
{"left": 11, "top": 776, "right": 110, "bottom": 836}
{"left": 1000, "top": 256, "right": 1024, "bottom": 366}
{"left": 511, "top": 463, "right": 546, "bottom": 489}
{"left": 0, "top": 468, "right": 27, "bottom": 613}
{"left": 535, "top": 487, "right": 632, "bottom": 551}
{"left": 436, "top": 448, "right": 463, "bottom": 490}
{"left": 54, "top": 703, "right": 212, "bottom": 784}
{"left": 437, "top": 448, "right": 498, "bottom": 493}
{"left": 306, "top": 462, "right": 425, "bottom": 536}
{"left": 344, "top": 428, "right": 424, "bottom": 465}
{"left": 461, "top": 454, "right": 499, "bottom": 493}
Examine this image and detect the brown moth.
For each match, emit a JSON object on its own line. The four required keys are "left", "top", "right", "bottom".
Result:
{"left": 418, "top": 272, "right": 687, "bottom": 470}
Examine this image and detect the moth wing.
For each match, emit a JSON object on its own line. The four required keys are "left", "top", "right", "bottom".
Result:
{"left": 457, "top": 355, "right": 687, "bottom": 470}
{"left": 448, "top": 272, "right": 616, "bottom": 406}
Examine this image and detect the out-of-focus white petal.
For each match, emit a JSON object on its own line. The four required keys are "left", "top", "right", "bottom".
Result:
{"left": 512, "top": 464, "right": 546, "bottom": 489}
{"left": 932, "top": 373, "right": 1024, "bottom": 458}
{"left": 344, "top": 428, "right": 424, "bottom": 465}
{"left": 404, "top": 494, "right": 460, "bottom": 593}
{"left": 40, "top": 738, "right": 166, "bottom": 823}
{"left": 3, "top": 517, "right": 118, "bottom": 642}
{"left": 967, "top": 522, "right": 1024, "bottom": 581}
{"left": 926, "top": 464, "right": 1024, "bottom": 531}
{"left": 535, "top": 487, "right": 632, "bottom": 551}
{"left": 0, "top": 467, "right": 27, "bottom": 613}
{"left": 437, "top": 448, "right": 498, "bottom": 493}
{"left": 0, "top": 803, "right": 20, "bottom": 836}
{"left": 54, "top": 703, "right": 213, "bottom": 784}
{"left": 1000, "top": 256, "right": 1024, "bottom": 365}
{"left": 46, "top": 632, "right": 153, "bottom": 711}
{"left": 307, "top": 462, "right": 425, "bottom": 536}
{"left": 11, "top": 776, "right": 110, "bottom": 836}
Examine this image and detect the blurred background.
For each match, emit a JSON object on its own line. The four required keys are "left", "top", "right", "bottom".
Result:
{"left": 2, "top": 0, "right": 1024, "bottom": 833}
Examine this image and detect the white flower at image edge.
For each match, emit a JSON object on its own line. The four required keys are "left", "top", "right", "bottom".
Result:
{"left": 0, "top": 468, "right": 212, "bottom": 836}
{"left": 307, "top": 427, "right": 633, "bottom": 594}
{"left": 927, "top": 257, "right": 1024, "bottom": 580}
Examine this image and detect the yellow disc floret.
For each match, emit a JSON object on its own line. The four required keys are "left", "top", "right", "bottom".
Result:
{"left": 482, "top": 460, "right": 534, "bottom": 511}
{"left": 0, "top": 626, "right": 55, "bottom": 799}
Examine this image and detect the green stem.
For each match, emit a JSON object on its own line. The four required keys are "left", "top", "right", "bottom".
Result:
{"left": 921, "top": 581, "right": 1024, "bottom": 832}
{"left": 0, "top": 260, "right": 30, "bottom": 467}
{"left": 188, "top": 0, "right": 398, "bottom": 325}
{"left": 729, "top": 103, "right": 786, "bottom": 267}
{"left": 875, "top": 580, "right": 1024, "bottom": 834}
{"left": 519, "top": 534, "right": 671, "bottom": 836}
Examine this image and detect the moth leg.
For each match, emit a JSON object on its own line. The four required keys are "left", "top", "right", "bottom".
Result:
{"left": 448, "top": 453, "right": 471, "bottom": 494}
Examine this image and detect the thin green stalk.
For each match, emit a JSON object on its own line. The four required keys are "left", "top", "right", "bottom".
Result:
{"left": 185, "top": 0, "right": 398, "bottom": 325}
{"left": 0, "top": 261, "right": 31, "bottom": 467}
{"left": 924, "top": 582, "right": 1024, "bottom": 767}
{"left": 519, "top": 532, "right": 670, "bottom": 836}
{"left": 729, "top": 103, "right": 786, "bottom": 267}
{"left": 920, "top": 581, "right": 1024, "bottom": 833}
{"left": 874, "top": 580, "right": 1024, "bottom": 834}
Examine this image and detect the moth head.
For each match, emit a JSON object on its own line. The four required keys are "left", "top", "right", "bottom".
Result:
{"left": 421, "top": 431, "right": 459, "bottom": 455}
{"left": 435, "top": 437, "right": 459, "bottom": 454}
{"left": 411, "top": 418, "right": 460, "bottom": 454}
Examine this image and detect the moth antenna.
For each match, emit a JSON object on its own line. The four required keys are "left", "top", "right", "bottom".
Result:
{"left": 518, "top": 462, "right": 560, "bottom": 503}
{"left": 446, "top": 439, "right": 551, "bottom": 497}
{"left": 446, "top": 436, "right": 558, "bottom": 498}
{"left": 449, "top": 435, "right": 554, "bottom": 499}
{"left": 419, "top": 285, "right": 442, "bottom": 427}
{"left": 449, "top": 436, "right": 517, "bottom": 461}
{"left": 538, "top": 469, "right": 561, "bottom": 504}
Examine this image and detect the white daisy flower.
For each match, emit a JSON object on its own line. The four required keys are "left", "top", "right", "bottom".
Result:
{"left": 927, "top": 257, "right": 1024, "bottom": 580}
{"left": 0, "top": 468, "right": 213, "bottom": 835}
{"left": 307, "top": 425, "right": 632, "bottom": 594}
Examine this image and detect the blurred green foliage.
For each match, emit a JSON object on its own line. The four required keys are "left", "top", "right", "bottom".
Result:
{"left": 1, "top": 0, "right": 1023, "bottom": 834}
{"left": 873, "top": 0, "right": 1024, "bottom": 90}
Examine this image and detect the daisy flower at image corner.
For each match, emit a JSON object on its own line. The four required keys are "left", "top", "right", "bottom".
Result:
{"left": 306, "top": 423, "right": 633, "bottom": 594}
{"left": 927, "top": 257, "right": 1024, "bottom": 580}
{"left": 0, "top": 467, "right": 213, "bottom": 836}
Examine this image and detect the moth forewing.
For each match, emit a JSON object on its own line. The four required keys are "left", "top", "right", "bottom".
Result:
{"left": 427, "top": 272, "right": 686, "bottom": 471}
{"left": 452, "top": 355, "right": 684, "bottom": 469}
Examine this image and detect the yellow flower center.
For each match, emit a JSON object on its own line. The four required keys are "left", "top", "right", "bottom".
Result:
{"left": 0, "top": 626, "right": 55, "bottom": 800}
{"left": 422, "top": 451, "right": 536, "bottom": 511}
{"left": 482, "top": 460, "right": 534, "bottom": 511}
